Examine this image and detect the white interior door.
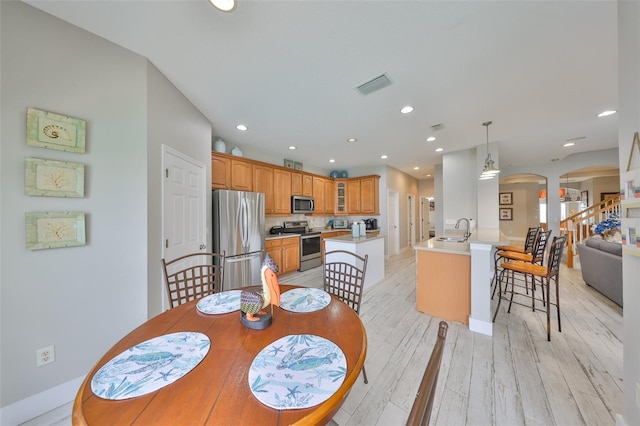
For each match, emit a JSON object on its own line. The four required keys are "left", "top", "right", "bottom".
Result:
{"left": 162, "top": 145, "right": 206, "bottom": 309}
{"left": 408, "top": 194, "right": 415, "bottom": 247}
{"left": 420, "top": 196, "right": 430, "bottom": 242}
{"left": 387, "top": 190, "right": 399, "bottom": 256}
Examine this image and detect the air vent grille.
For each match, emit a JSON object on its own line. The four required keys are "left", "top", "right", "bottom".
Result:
{"left": 355, "top": 73, "right": 392, "bottom": 95}
{"left": 430, "top": 123, "right": 445, "bottom": 131}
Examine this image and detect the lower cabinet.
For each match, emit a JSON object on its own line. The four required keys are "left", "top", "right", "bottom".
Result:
{"left": 265, "top": 237, "right": 300, "bottom": 275}
{"left": 320, "top": 231, "right": 351, "bottom": 262}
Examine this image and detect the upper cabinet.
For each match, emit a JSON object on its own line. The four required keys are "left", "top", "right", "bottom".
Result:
{"left": 211, "top": 152, "right": 379, "bottom": 216}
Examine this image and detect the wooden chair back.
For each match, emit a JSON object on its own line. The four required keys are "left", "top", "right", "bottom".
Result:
{"left": 161, "top": 252, "right": 225, "bottom": 309}
{"left": 323, "top": 250, "right": 368, "bottom": 315}
{"left": 406, "top": 321, "right": 449, "bottom": 426}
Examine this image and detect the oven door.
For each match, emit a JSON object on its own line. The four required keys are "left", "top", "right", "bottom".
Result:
{"left": 300, "top": 234, "right": 321, "bottom": 261}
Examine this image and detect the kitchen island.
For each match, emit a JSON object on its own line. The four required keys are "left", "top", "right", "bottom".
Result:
{"left": 414, "top": 229, "right": 508, "bottom": 336}
{"left": 324, "top": 234, "right": 385, "bottom": 291}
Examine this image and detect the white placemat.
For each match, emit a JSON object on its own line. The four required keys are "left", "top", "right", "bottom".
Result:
{"left": 91, "top": 331, "right": 210, "bottom": 400}
{"left": 197, "top": 290, "right": 242, "bottom": 314}
{"left": 279, "top": 288, "right": 331, "bottom": 313}
{"left": 248, "top": 334, "right": 346, "bottom": 409}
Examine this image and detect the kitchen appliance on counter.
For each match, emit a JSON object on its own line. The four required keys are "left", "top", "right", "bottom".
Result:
{"left": 365, "top": 218, "right": 378, "bottom": 230}
{"left": 213, "top": 190, "right": 265, "bottom": 290}
{"left": 269, "top": 226, "right": 284, "bottom": 235}
{"left": 291, "top": 195, "right": 315, "bottom": 214}
{"left": 278, "top": 221, "right": 322, "bottom": 271}
{"left": 332, "top": 219, "right": 349, "bottom": 229}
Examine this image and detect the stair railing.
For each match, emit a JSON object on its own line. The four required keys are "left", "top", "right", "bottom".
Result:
{"left": 560, "top": 194, "right": 620, "bottom": 268}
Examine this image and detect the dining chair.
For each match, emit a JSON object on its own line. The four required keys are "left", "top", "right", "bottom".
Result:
{"left": 406, "top": 321, "right": 448, "bottom": 426}
{"left": 493, "top": 235, "right": 567, "bottom": 341}
{"left": 323, "top": 249, "right": 369, "bottom": 384}
{"left": 161, "top": 251, "right": 225, "bottom": 309}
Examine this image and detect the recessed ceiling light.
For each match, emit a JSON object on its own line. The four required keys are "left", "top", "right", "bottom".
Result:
{"left": 563, "top": 142, "right": 576, "bottom": 147}
{"left": 347, "top": 138, "right": 358, "bottom": 143}
{"left": 413, "top": 166, "right": 419, "bottom": 170}
{"left": 597, "top": 110, "right": 617, "bottom": 117}
{"left": 435, "top": 147, "right": 444, "bottom": 152}
{"left": 236, "top": 124, "right": 248, "bottom": 131}
{"left": 209, "top": 0, "right": 237, "bottom": 12}
{"left": 381, "top": 155, "right": 388, "bottom": 159}
{"left": 329, "top": 159, "right": 335, "bottom": 163}
{"left": 400, "top": 106, "right": 414, "bottom": 114}
{"left": 426, "top": 136, "right": 436, "bottom": 142}
{"left": 288, "top": 146, "right": 297, "bottom": 150}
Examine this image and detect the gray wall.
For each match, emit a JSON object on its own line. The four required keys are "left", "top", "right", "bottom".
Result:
{"left": 0, "top": 1, "right": 211, "bottom": 422}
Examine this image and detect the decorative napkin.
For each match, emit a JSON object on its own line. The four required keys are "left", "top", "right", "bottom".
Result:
{"left": 279, "top": 288, "right": 331, "bottom": 313}
{"left": 91, "top": 331, "right": 210, "bottom": 400}
{"left": 197, "top": 290, "right": 242, "bottom": 314}
{"left": 248, "top": 334, "right": 346, "bottom": 409}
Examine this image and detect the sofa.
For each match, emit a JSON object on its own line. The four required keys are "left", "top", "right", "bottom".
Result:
{"left": 576, "top": 237, "right": 623, "bottom": 307}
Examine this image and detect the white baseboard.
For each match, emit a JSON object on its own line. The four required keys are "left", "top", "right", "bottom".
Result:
{"left": 469, "top": 317, "right": 493, "bottom": 336}
{"left": 0, "top": 375, "right": 84, "bottom": 426}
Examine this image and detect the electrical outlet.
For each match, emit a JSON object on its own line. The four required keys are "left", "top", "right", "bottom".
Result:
{"left": 36, "top": 345, "right": 55, "bottom": 367}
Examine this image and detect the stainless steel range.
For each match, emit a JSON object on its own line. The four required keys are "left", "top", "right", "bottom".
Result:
{"left": 282, "top": 221, "right": 322, "bottom": 272}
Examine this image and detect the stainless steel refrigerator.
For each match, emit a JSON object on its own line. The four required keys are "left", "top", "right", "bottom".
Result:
{"left": 213, "top": 190, "right": 265, "bottom": 290}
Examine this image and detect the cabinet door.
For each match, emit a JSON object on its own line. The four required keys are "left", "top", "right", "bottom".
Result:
{"left": 302, "top": 175, "right": 313, "bottom": 197}
{"left": 212, "top": 154, "right": 230, "bottom": 189}
{"left": 360, "top": 176, "right": 379, "bottom": 214}
{"left": 291, "top": 172, "right": 303, "bottom": 196}
{"left": 274, "top": 169, "right": 292, "bottom": 214}
{"left": 312, "top": 177, "right": 325, "bottom": 214}
{"left": 347, "top": 179, "right": 361, "bottom": 213}
{"left": 253, "top": 164, "right": 274, "bottom": 214}
{"left": 282, "top": 237, "right": 300, "bottom": 274}
{"left": 335, "top": 181, "right": 347, "bottom": 215}
{"left": 230, "top": 159, "right": 253, "bottom": 191}
{"left": 265, "top": 240, "right": 282, "bottom": 275}
{"left": 324, "top": 179, "right": 335, "bottom": 214}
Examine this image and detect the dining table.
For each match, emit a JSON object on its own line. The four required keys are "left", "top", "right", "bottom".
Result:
{"left": 72, "top": 285, "right": 367, "bottom": 425}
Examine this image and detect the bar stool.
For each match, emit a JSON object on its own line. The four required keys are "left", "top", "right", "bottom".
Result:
{"left": 491, "top": 227, "right": 539, "bottom": 298}
{"left": 493, "top": 235, "right": 567, "bottom": 341}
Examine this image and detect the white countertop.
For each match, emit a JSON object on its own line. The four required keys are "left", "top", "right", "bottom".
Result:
{"left": 324, "top": 234, "right": 385, "bottom": 243}
{"left": 413, "top": 229, "right": 508, "bottom": 255}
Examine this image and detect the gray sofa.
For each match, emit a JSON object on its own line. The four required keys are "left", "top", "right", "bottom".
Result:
{"left": 576, "top": 238, "right": 623, "bottom": 307}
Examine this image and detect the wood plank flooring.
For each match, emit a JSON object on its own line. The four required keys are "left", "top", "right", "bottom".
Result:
{"left": 283, "top": 249, "right": 623, "bottom": 426}
{"left": 24, "top": 250, "right": 623, "bottom": 426}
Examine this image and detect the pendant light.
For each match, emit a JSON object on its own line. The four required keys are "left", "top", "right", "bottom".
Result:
{"left": 564, "top": 173, "right": 572, "bottom": 201}
{"left": 479, "top": 121, "right": 500, "bottom": 180}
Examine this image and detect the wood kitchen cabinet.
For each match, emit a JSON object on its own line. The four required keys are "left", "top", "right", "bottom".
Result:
{"left": 273, "top": 168, "right": 292, "bottom": 214}
{"left": 266, "top": 237, "right": 299, "bottom": 275}
{"left": 324, "top": 179, "right": 335, "bottom": 214}
{"left": 253, "top": 164, "right": 274, "bottom": 214}
{"left": 291, "top": 173, "right": 312, "bottom": 197}
{"left": 291, "top": 172, "right": 302, "bottom": 196}
{"left": 212, "top": 154, "right": 230, "bottom": 189}
{"left": 302, "top": 174, "right": 313, "bottom": 196}
{"left": 320, "top": 231, "right": 350, "bottom": 262}
{"left": 312, "top": 176, "right": 326, "bottom": 214}
{"left": 347, "top": 179, "right": 361, "bottom": 214}
{"left": 335, "top": 180, "right": 347, "bottom": 215}
{"left": 230, "top": 158, "right": 253, "bottom": 191}
{"left": 360, "top": 176, "right": 379, "bottom": 214}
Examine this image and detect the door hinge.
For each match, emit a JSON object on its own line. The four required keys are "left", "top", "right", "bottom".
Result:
{"left": 165, "top": 239, "right": 168, "bottom": 248}
{"left": 165, "top": 168, "right": 169, "bottom": 178}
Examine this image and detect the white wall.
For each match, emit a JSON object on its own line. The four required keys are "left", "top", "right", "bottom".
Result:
{"left": 0, "top": 2, "right": 211, "bottom": 422}
{"left": 498, "top": 182, "right": 541, "bottom": 239}
{"left": 442, "top": 148, "right": 478, "bottom": 230}
{"left": 618, "top": 1, "right": 640, "bottom": 424}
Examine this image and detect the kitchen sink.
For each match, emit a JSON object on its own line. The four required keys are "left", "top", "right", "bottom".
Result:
{"left": 436, "top": 236, "right": 468, "bottom": 243}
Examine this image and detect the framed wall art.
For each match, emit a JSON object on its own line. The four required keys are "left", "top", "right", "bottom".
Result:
{"left": 26, "top": 108, "right": 86, "bottom": 153}
{"left": 499, "top": 208, "right": 513, "bottom": 221}
{"left": 283, "top": 159, "right": 294, "bottom": 169}
{"left": 25, "top": 211, "right": 86, "bottom": 250}
{"left": 294, "top": 161, "right": 303, "bottom": 171}
{"left": 25, "top": 158, "right": 85, "bottom": 197}
{"left": 580, "top": 190, "right": 589, "bottom": 202}
{"left": 499, "top": 192, "right": 512, "bottom": 205}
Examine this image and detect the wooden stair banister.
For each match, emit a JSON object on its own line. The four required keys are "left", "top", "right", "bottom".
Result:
{"left": 560, "top": 194, "right": 620, "bottom": 268}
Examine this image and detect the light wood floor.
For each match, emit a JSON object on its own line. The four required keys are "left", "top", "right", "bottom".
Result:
{"left": 24, "top": 250, "right": 623, "bottom": 426}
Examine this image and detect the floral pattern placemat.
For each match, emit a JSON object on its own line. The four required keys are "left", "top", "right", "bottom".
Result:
{"left": 279, "top": 288, "right": 331, "bottom": 313}
{"left": 248, "top": 334, "right": 346, "bottom": 409}
{"left": 197, "top": 290, "right": 242, "bottom": 314}
{"left": 91, "top": 331, "right": 210, "bottom": 400}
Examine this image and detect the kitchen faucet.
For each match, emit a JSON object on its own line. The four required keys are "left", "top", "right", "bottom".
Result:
{"left": 455, "top": 218, "right": 471, "bottom": 238}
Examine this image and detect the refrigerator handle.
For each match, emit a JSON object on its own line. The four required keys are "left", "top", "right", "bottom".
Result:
{"left": 241, "top": 197, "right": 249, "bottom": 250}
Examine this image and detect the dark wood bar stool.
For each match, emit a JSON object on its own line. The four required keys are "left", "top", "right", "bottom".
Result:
{"left": 493, "top": 235, "right": 567, "bottom": 341}
{"left": 491, "top": 226, "right": 539, "bottom": 298}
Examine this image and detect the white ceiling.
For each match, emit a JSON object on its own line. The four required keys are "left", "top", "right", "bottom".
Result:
{"left": 24, "top": 0, "right": 620, "bottom": 179}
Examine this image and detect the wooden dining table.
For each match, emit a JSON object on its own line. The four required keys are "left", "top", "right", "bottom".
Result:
{"left": 72, "top": 285, "right": 367, "bottom": 425}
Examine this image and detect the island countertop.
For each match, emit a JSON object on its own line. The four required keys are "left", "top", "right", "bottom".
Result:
{"left": 324, "top": 234, "right": 385, "bottom": 243}
{"left": 413, "top": 228, "right": 509, "bottom": 255}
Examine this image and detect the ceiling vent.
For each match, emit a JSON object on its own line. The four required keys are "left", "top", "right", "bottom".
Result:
{"left": 355, "top": 73, "right": 392, "bottom": 95}
{"left": 430, "top": 123, "right": 446, "bottom": 131}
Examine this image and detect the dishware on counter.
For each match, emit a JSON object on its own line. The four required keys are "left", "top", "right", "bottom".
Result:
{"left": 359, "top": 222, "right": 366, "bottom": 236}
{"left": 352, "top": 223, "right": 360, "bottom": 238}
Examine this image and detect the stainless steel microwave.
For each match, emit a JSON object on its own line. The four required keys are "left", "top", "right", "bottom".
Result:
{"left": 291, "top": 196, "right": 315, "bottom": 214}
